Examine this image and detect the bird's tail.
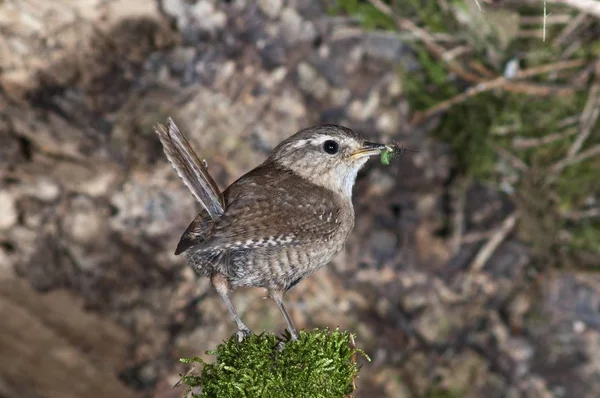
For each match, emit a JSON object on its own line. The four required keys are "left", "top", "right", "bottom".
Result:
{"left": 154, "top": 118, "right": 225, "bottom": 220}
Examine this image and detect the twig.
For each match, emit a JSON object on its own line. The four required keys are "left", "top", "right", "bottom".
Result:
{"left": 551, "top": 144, "right": 600, "bottom": 173}
{"left": 512, "top": 126, "right": 578, "bottom": 149}
{"left": 469, "top": 61, "right": 496, "bottom": 78}
{"left": 553, "top": 12, "right": 588, "bottom": 47}
{"left": 520, "top": 14, "right": 572, "bottom": 24}
{"left": 503, "top": 82, "right": 574, "bottom": 96}
{"left": 442, "top": 46, "right": 472, "bottom": 61}
{"left": 470, "top": 213, "right": 519, "bottom": 272}
{"left": 412, "top": 59, "right": 585, "bottom": 123}
{"left": 567, "top": 77, "right": 600, "bottom": 157}
{"left": 558, "top": 114, "right": 581, "bottom": 127}
{"left": 547, "top": 0, "right": 600, "bottom": 19}
{"left": 559, "top": 40, "right": 582, "bottom": 60}
{"left": 367, "top": 0, "right": 483, "bottom": 83}
{"left": 571, "top": 56, "right": 600, "bottom": 86}
{"left": 450, "top": 177, "right": 470, "bottom": 255}
{"left": 368, "top": 0, "right": 440, "bottom": 54}
{"left": 570, "top": 107, "right": 600, "bottom": 153}
{"left": 431, "top": 32, "right": 460, "bottom": 43}
{"left": 491, "top": 124, "right": 522, "bottom": 136}
{"left": 461, "top": 231, "right": 494, "bottom": 244}
{"left": 543, "top": 1, "right": 548, "bottom": 42}
{"left": 174, "top": 366, "right": 196, "bottom": 388}
{"left": 515, "top": 59, "right": 586, "bottom": 78}
{"left": 518, "top": 30, "right": 545, "bottom": 39}
{"left": 492, "top": 144, "right": 529, "bottom": 172}
{"left": 562, "top": 207, "right": 600, "bottom": 220}
{"left": 348, "top": 334, "right": 357, "bottom": 394}
{"left": 473, "top": 0, "right": 483, "bottom": 12}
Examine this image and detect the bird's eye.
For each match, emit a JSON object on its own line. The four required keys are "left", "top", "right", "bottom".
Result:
{"left": 323, "top": 140, "right": 339, "bottom": 154}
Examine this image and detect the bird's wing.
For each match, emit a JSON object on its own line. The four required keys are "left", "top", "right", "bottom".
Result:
{"left": 175, "top": 211, "right": 214, "bottom": 255}
{"left": 192, "top": 166, "right": 344, "bottom": 252}
{"left": 154, "top": 118, "right": 225, "bottom": 220}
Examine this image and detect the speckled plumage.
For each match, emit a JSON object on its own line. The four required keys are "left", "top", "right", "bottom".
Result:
{"left": 181, "top": 162, "right": 354, "bottom": 291}
{"left": 155, "top": 120, "right": 386, "bottom": 340}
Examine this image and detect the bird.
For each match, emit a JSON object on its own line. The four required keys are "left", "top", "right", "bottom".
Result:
{"left": 155, "top": 119, "right": 389, "bottom": 341}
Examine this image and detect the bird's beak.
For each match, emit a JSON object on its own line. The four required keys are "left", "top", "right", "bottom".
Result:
{"left": 350, "top": 141, "right": 389, "bottom": 159}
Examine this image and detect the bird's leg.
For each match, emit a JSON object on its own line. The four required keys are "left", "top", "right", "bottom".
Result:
{"left": 270, "top": 290, "right": 299, "bottom": 341}
{"left": 211, "top": 274, "right": 251, "bottom": 342}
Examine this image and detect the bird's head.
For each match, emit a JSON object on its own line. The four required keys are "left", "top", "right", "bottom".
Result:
{"left": 268, "top": 125, "right": 387, "bottom": 198}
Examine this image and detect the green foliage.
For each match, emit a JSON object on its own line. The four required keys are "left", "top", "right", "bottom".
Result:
{"left": 401, "top": 0, "right": 449, "bottom": 33}
{"left": 568, "top": 221, "right": 600, "bottom": 258}
{"left": 330, "top": 0, "right": 395, "bottom": 30}
{"left": 179, "top": 329, "right": 368, "bottom": 398}
{"left": 402, "top": 48, "right": 458, "bottom": 110}
{"left": 555, "top": 160, "right": 600, "bottom": 213}
{"left": 332, "top": 0, "right": 600, "bottom": 264}
{"left": 425, "top": 388, "right": 465, "bottom": 398}
{"left": 331, "top": 0, "right": 450, "bottom": 32}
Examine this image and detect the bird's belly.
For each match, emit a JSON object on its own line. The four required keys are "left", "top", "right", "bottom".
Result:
{"left": 227, "top": 200, "right": 355, "bottom": 290}
{"left": 228, "top": 233, "right": 348, "bottom": 291}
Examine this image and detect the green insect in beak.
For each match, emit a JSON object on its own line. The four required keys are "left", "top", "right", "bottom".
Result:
{"left": 380, "top": 147, "right": 394, "bottom": 165}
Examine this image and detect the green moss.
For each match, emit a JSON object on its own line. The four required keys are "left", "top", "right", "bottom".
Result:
{"left": 179, "top": 329, "right": 368, "bottom": 398}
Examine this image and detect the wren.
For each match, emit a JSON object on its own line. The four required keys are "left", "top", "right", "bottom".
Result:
{"left": 155, "top": 119, "right": 388, "bottom": 341}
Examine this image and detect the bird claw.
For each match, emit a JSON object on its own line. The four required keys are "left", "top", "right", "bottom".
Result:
{"left": 284, "top": 328, "right": 299, "bottom": 342}
{"left": 275, "top": 329, "right": 299, "bottom": 351}
{"left": 236, "top": 327, "right": 252, "bottom": 343}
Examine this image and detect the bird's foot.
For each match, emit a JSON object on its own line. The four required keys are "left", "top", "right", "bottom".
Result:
{"left": 276, "top": 329, "right": 299, "bottom": 351}
{"left": 284, "top": 328, "right": 299, "bottom": 342}
{"left": 236, "top": 327, "right": 252, "bottom": 343}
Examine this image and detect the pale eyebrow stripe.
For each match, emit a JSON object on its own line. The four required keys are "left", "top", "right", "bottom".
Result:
{"left": 286, "top": 139, "right": 309, "bottom": 149}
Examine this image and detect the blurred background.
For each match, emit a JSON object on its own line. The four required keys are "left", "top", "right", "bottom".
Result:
{"left": 1, "top": 0, "right": 600, "bottom": 397}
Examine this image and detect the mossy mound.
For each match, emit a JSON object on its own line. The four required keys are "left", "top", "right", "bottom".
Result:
{"left": 179, "top": 329, "right": 367, "bottom": 398}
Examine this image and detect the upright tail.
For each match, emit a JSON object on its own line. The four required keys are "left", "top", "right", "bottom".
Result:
{"left": 154, "top": 118, "right": 225, "bottom": 220}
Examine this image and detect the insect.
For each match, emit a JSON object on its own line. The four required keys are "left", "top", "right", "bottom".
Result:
{"left": 380, "top": 143, "right": 418, "bottom": 165}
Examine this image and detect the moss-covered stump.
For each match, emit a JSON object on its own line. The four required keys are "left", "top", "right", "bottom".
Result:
{"left": 179, "top": 329, "right": 367, "bottom": 398}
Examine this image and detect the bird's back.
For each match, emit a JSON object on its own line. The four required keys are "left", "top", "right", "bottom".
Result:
{"left": 179, "top": 162, "right": 355, "bottom": 290}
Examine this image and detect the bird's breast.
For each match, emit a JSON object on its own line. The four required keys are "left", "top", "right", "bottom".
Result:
{"left": 227, "top": 198, "right": 355, "bottom": 291}
{"left": 286, "top": 196, "right": 355, "bottom": 271}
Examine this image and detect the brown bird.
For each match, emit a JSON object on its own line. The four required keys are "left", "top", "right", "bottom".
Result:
{"left": 155, "top": 119, "right": 388, "bottom": 341}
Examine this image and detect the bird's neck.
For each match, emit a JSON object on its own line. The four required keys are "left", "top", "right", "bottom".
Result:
{"left": 302, "top": 166, "right": 357, "bottom": 201}
{"left": 271, "top": 162, "right": 361, "bottom": 201}
{"left": 339, "top": 167, "right": 360, "bottom": 199}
